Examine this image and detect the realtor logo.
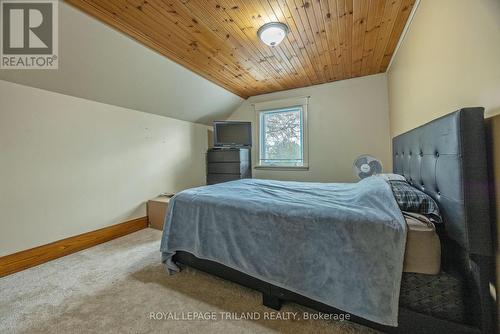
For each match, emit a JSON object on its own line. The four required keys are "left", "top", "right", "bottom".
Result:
{"left": 1, "top": 0, "right": 58, "bottom": 69}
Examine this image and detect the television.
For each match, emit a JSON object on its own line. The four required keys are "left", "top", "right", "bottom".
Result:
{"left": 213, "top": 121, "right": 252, "bottom": 147}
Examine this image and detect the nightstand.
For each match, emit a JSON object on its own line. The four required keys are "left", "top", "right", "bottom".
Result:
{"left": 147, "top": 195, "right": 172, "bottom": 230}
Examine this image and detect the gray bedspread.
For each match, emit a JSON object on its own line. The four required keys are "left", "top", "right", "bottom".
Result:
{"left": 160, "top": 177, "right": 407, "bottom": 326}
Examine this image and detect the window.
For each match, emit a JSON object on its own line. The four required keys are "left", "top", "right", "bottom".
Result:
{"left": 259, "top": 107, "right": 304, "bottom": 167}
{"left": 255, "top": 97, "right": 308, "bottom": 169}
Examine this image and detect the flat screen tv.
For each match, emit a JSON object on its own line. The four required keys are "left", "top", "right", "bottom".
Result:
{"left": 213, "top": 121, "right": 252, "bottom": 147}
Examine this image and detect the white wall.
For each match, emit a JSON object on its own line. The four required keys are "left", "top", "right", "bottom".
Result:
{"left": 228, "top": 74, "right": 391, "bottom": 182}
{"left": 388, "top": 0, "right": 500, "bottom": 136}
{"left": 0, "top": 1, "right": 243, "bottom": 125}
{"left": 0, "top": 80, "right": 208, "bottom": 256}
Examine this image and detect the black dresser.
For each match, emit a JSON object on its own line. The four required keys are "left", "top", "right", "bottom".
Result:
{"left": 207, "top": 148, "right": 251, "bottom": 185}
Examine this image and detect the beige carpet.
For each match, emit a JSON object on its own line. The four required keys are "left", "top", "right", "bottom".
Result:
{"left": 0, "top": 228, "right": 378, "bottom": 334}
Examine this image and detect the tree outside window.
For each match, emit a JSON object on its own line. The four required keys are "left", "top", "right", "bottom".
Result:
{"left": 259, "top": 107, "right": 304, "bottom": 167}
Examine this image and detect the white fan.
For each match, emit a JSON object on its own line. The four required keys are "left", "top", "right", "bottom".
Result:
{"left": 353, "top": 155, "right": 383, "bottom": 179}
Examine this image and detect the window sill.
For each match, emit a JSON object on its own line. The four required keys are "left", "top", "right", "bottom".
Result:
{"left": 254, "top": 165, "right": 309, "bottom": 171}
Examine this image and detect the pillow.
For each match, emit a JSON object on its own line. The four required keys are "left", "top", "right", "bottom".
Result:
{"left": 388, "top": 180, "right": 442, "bottom": 223}
{"left": 375, "top": 173, "right": 407, "bottom": 182}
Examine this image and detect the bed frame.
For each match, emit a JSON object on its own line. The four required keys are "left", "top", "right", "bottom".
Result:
{"left": 173, "top": 108, "right": 496, "bottom": 334}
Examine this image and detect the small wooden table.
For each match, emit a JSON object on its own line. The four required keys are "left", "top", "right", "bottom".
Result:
{"left": 147, "top": 196, "right": 173, "bottom": 230}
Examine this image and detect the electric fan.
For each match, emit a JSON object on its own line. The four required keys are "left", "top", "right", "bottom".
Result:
{"left": 353, "top": 155, "right": 383, "bottom": 179}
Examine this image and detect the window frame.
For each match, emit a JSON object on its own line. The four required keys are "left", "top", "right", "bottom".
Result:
{"left": 254, "top": 97, "right": 309, "bottom": 170}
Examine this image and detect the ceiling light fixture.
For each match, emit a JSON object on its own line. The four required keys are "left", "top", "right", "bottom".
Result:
{"left": 257, "top": 22, "right": 289, "bottom": 47}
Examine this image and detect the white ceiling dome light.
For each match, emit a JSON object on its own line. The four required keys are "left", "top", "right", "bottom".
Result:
{"left": 257, "top": 22, "right": 289, "bottom": 47}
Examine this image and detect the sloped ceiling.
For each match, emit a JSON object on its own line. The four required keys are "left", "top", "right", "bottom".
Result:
{"left": 65, "top": 0, "right": 415, "bottom": 98}
{"left": 0, "top": 2, "right": 243, "bottom": 125}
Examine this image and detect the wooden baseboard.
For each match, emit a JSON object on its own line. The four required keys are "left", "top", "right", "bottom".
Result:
{"left": 0, "top": 217, "right": 148, "bottom": 278}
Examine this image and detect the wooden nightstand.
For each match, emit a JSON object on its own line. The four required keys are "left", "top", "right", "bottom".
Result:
{"left": 147, "top": 195, "right": 173, "bottom": 230}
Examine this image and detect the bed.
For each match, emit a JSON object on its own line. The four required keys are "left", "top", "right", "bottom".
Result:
{"left": 160, "top": 108, "right": 496, "bottom": 334}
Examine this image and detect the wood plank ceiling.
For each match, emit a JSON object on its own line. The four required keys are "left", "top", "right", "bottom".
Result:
{"left": 66, "top": 0, "right": 415, "bottom": 98}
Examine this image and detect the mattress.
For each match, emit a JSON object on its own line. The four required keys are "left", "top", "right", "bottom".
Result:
{"left": 403, "top": 212, "right": 441, "bottom": 275}
{"left": 400, "top": 214, "right": 468, "bottom": 323}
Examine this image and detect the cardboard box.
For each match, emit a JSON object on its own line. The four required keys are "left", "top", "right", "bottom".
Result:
{"left": 147, "top": 196, "right": 172, "bottom": 230}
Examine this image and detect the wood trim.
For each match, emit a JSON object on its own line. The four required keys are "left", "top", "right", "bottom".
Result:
{"left": 0, "top": 217, "right": 148, "bottom": 278}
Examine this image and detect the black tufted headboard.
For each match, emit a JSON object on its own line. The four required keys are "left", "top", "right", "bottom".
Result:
{"left": 393, "top": 108, "right": 492, "bottom": 257}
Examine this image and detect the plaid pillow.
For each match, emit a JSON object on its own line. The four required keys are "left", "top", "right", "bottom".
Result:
{"left": 389, "top": 180, "right": 442, "bottom": 223}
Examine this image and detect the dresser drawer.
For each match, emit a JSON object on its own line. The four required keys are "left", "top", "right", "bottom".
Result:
{"left": 207, "top": 149, "right": 249, "bottom": 162}
{"left": 207, "top": 162, "right": 243, "bottom": 174}
{"left": 207, "top": 173, "right": 241, "bottom": 185}
{"left": 207, "top": 150, "right": 240, "bottom": 162}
